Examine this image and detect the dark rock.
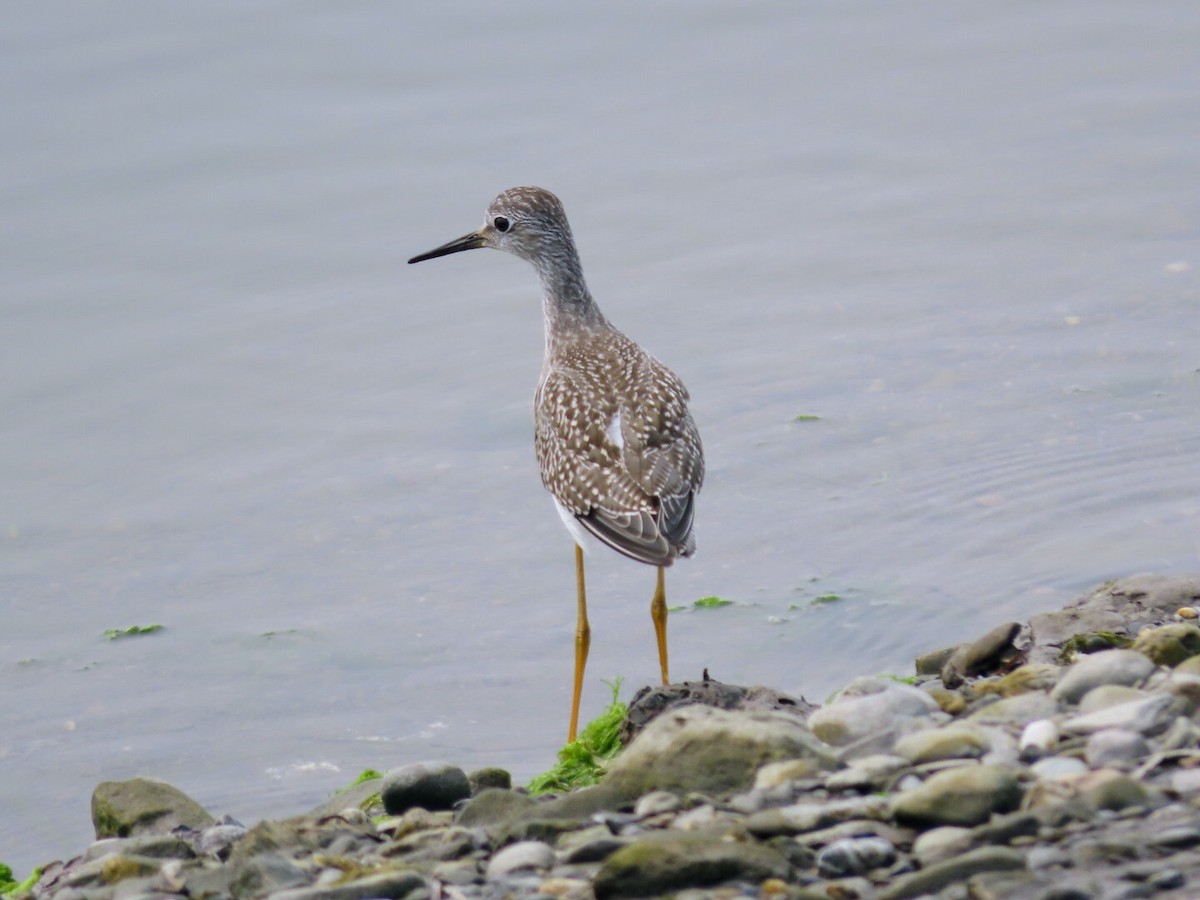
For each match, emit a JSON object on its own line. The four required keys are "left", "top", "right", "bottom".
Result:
{"left": 467, "top": 766, "right": 512, "bottom": 793}
{"left": 941, "top": 621, "right": 1022, "bottom": 688}
{"left": 816, "top": 836, "right": 896, "bottom": 877}
{"left": 91, "top": 777, "right": 215, "bottom": 839}
{"left": 381, "top": 761, "right": 471, "bottom": 814}
{"left": 620, "top": 677, "right": 817, "bottom": 745}
{"left": 593, "top": 830, "right": 791, "bottom": 898}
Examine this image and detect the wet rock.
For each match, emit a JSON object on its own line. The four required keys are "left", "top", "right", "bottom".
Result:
{"left": 619, "top": 678, "right": 816, "bottom": 745}
{"left": 1049, "top": 649, "right": 1155, "bottom": 704}
{"left": 605, "top": 705, "right": 836, "bottom": 798}
{"left": 91, "top": 777, "right": 215, "bottom": 839}
{"left": 807, "top": 677, "right": 940, "bottom": 747}
{"left": 593, "top": 830, "right": 790, "bottom": 898}
{"left": 816, "top": 835, "right": 896, "bottom": 877}
{"left": 941, "top": 621, "right": 1021, "bottom": 688}
{"left": 891, "top": 764, "right": 1022, "bottom": 828}
{"left": 1028, "top": 574, "right": 1200, "bottom": 664}
{"left": 381, "top": 761, "right": 471, "bottom": 814}
{"left": 1132, "top": 622, "right": 1200, "bottom": 667}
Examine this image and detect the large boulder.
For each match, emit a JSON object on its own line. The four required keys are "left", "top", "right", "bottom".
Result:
{"left": 92, "top": 777, "right": 215, "bottom": 839}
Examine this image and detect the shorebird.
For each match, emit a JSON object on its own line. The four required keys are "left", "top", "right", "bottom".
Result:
{"left": 408, "top": 186, "right": 704, "bottom": 742}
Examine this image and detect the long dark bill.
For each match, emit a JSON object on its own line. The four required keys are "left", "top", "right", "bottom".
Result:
{"left": 407, "top": 231, "right": 485, "bottom": 264}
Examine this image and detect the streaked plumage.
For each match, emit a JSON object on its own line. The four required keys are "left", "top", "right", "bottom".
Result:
{"left": 408, "top": 186, "right": 704, "bottom": 740}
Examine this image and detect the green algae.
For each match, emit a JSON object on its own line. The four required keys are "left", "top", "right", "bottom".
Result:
{"left": 527, "top": 680, "right": 626, "bottom": 795}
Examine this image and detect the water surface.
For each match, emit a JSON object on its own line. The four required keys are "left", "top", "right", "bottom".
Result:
{"left": 2, "top": 0, "right": 1198, "bottom": 873}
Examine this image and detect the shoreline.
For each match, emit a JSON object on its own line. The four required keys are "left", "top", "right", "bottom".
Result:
{"left": 14, "top": 572, "right": 1200, "bottom": 899}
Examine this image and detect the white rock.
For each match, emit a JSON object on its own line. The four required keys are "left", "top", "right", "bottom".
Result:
{"left": 1019, "top": 719, "right": 1059, "bottom": 754}
{"left": 1030, "top": 757, "right": 1089, "bottom": 780}
{"left": 485, "top": 841, "right": 555, "bottom": 878}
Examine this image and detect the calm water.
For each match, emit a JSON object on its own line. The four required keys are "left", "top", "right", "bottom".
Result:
{"left": 3, "top": 0, "right": 1198, "bottom": 873}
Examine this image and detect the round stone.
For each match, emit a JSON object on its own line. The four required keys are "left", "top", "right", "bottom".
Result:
{"left": 893, "top": 725, "right": 989, "bottom": 764}
{"left": 891, "top": 764, "right": 1023, "bottom": 828}
{"left": 381, "top": 761, "right": 471, "bottom": 814}
{"left": 485, "top": 840, "right": 556, "bottom": 877}
{"left": 1085, "top": 728, "right": 1150, "bottom": 770}
{"left": 1050, "top": 649, "right": 1155, "bottom": 704}
{"left": 1132, "top": 623, "right": 1200, "bottom": 667}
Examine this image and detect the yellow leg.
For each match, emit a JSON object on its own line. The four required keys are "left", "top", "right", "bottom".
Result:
{"left": 651, "top": 566, "right": 669, "bottom": 684}
{"left": 568, "top": 544, "right": 590, "bottom": 743}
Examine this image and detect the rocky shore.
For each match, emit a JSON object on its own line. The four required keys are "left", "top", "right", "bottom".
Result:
{"left": 17, "top": 573, "right": 1200, "bottom": 900}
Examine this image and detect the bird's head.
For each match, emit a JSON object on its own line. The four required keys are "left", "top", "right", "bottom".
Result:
{"left": 408, "top": 186, "right": 576, "bottom": 267}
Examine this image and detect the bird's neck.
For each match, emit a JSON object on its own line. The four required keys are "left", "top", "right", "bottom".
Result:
{"left": 533, "top": 247, "right": 611, "bottom": 351}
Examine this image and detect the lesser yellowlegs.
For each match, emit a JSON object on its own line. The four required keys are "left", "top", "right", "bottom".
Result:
{"left": 408, "top": 186, "right": 704, "bottom": 741}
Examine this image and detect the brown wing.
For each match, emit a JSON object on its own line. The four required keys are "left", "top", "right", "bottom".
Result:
{"left": 534, "top": 333, "right": 703, "bottom": 565}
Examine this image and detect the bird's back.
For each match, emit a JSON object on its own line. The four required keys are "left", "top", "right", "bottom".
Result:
{"left": 535, "top": 325, "right": 703, "bottom": 566}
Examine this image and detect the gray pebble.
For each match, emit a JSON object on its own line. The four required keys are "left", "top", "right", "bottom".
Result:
{"left": 1084, "top": 728, "right": 1150, "bottom": 770}
{"left": 808, "top": 677, "right": 940, "bottom": 747}
{"left": 1050, "top": 649, "right": 1154, "bottom": 704}
{"left": 1061, "top": 692, "right": 1176, "bottom": 736}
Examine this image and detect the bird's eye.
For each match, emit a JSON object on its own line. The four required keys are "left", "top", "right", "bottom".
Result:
{"left": 493, "top": 216, "right": 510, "bottom": 233}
